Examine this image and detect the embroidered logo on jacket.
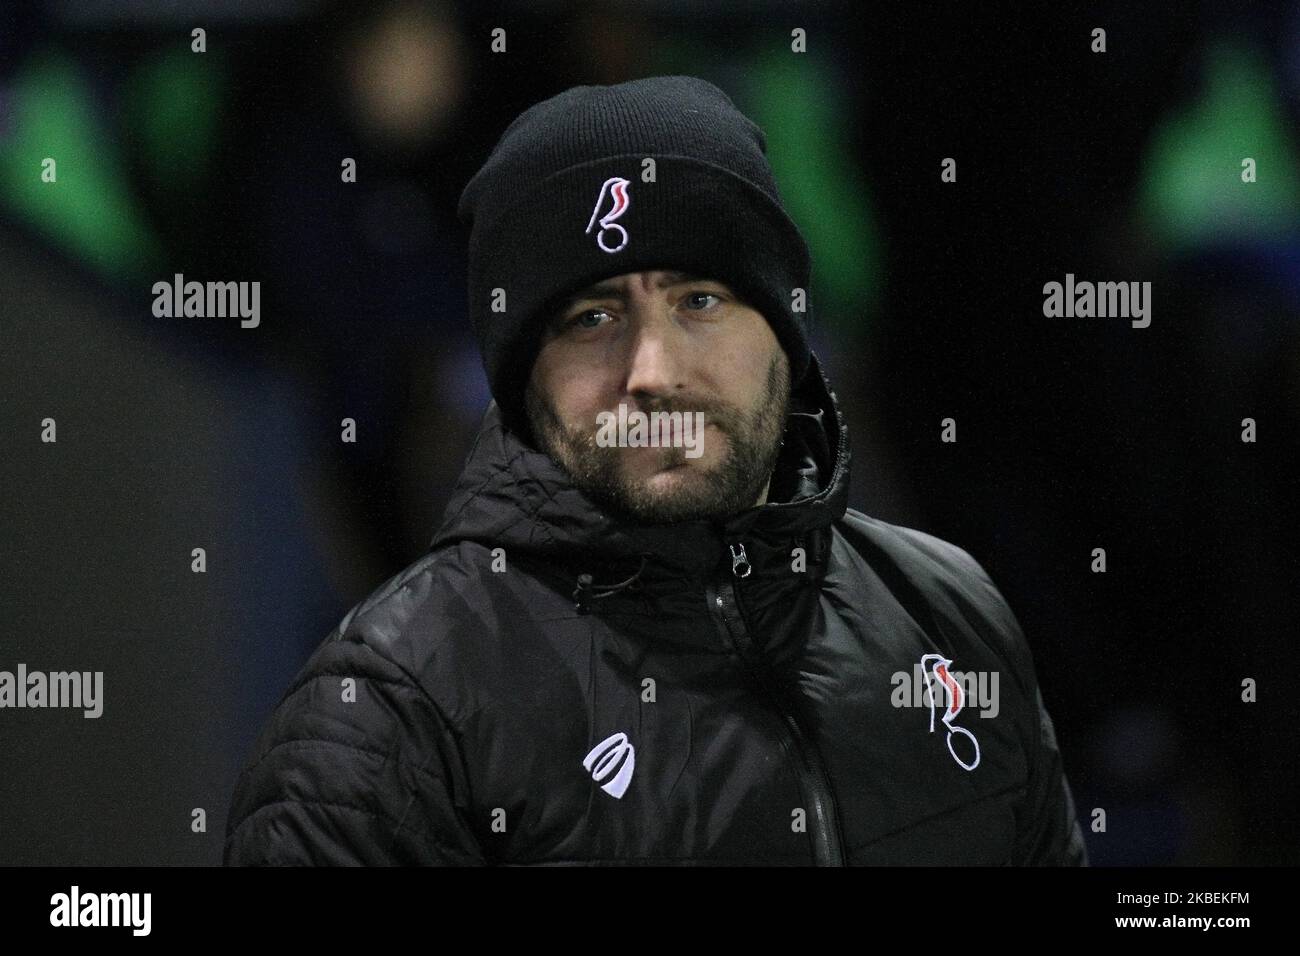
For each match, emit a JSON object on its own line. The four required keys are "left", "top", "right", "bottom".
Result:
{"left": 921, "top": 653, "right": 982, "bottom": 771}
{"left": 585, "top": 177, "right": 631, "bottom": 253}
{"left": 582, "top": 731, "right": 636, "bottom": 799}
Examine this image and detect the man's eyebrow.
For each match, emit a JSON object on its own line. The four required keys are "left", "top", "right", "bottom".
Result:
{"left": 561, "top": 271, "right": 714, "bottom": 306}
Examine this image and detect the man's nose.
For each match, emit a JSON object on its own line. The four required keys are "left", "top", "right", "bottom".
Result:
{"left": 621, "top": 305, "right": 684, "bottom": 401}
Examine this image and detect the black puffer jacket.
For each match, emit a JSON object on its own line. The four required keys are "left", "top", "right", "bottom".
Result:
{"left": 224, "top": 354, "right": 1088, "bottom": 865}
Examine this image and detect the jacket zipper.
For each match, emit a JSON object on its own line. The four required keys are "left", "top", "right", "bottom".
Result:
{"left": 709, "top": 540, "right": 846, "bottom": 866}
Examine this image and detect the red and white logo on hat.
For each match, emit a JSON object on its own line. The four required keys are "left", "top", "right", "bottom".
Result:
{"left": 586, "top": 177, "right": 631, "bottom": 253}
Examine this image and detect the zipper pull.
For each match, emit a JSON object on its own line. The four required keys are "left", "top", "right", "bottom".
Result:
{"left": 729, "top": 542, "right": 752, "bottom": 579}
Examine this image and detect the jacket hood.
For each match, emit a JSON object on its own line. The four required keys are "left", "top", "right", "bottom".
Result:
{"left": 429, "top": 351, "right": 851, "bottom": 602}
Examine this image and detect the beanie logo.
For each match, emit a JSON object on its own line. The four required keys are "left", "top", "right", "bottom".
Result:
{"left": 585, "top": 177, "right": 631, "bottom": 253}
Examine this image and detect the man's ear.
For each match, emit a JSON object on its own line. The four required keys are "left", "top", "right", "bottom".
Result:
{"left": 517, "top": 378, "right": 545, "bottom": 452}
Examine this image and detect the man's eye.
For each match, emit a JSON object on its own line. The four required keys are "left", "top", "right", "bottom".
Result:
{"left": 564, "top": 309, "right": 613, "bottom": 330}
{"left": 683, "top": 291, "right": 722, "bottom": 311}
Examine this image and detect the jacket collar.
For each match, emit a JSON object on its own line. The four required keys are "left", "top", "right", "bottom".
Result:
{"left": 430, "top": 351, "right": 851, "bottom": 590}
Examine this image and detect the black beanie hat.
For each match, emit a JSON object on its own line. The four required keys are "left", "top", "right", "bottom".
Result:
{"left": 456, "top": 74, "right": 814, "bottom": 439}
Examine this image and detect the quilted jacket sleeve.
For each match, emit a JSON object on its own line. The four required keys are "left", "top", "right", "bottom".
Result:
{"left": 223, "top": 628, "right": 486, "bottom": 866}
{"left": 941, "top": 542, "right": 1090, "bottom": 866}
{"left": 1013, "top": 682, "right": 1090, "bottom": 866}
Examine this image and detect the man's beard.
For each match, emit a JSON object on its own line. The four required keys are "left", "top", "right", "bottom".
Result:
{"left": 525, "top": 351, "right": 792, "bottom": 525}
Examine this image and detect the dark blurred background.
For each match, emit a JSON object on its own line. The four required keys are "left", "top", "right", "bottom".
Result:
{"left": 1, "top": 0, "right": 1296, "bottom": 865}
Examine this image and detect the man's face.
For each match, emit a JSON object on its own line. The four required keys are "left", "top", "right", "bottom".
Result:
{"left": 525, "top": 269, "right": 792, "bottom": 525}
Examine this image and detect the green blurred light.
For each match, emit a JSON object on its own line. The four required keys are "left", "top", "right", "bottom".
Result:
{"left": 0, "top": 49, "right": 162, "bottom": 281}
{"left": 1138, "top": 40, "right": 1300, "bottom": 249}
{"left": 748, "top": 51, "right": 883, "bottom": 340}
{"left": 120, "top": 45, "right": 225, "bottom": 193}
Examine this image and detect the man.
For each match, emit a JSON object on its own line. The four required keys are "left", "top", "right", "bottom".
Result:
{"left": 224, "top": 75, "right": 1088, "bottom": 865}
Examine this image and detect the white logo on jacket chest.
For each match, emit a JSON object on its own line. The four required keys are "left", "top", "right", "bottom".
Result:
{"left": 921, "top": 653, "right": 982, "bottom": 771}
{"left": 583, "top": 731, "right": 636, "bottom": 798}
